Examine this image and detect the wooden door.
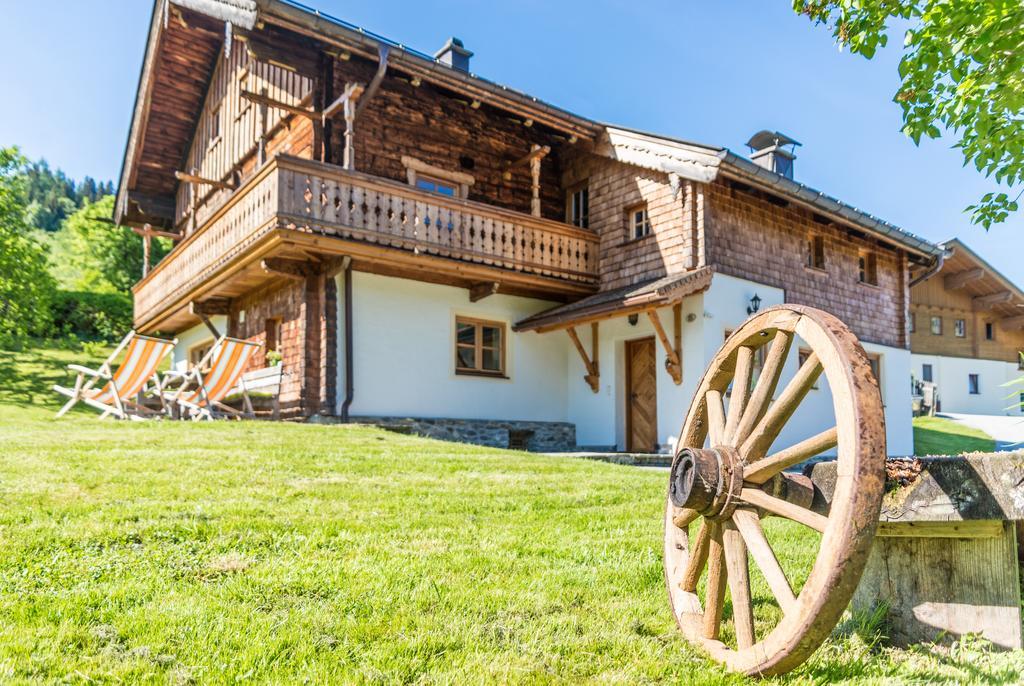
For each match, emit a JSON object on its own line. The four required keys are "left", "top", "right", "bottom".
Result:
{"left": 626, "top": 337, "right": 658, "bottom": 453}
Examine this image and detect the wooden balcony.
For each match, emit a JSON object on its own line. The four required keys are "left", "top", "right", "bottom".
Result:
{"left": 133, "top": 155, "right": 600, "bottom": 332}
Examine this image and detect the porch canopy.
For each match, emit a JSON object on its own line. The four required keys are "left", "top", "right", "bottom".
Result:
{"left": 514, "top": 267, "right": 713, "bottom": 391}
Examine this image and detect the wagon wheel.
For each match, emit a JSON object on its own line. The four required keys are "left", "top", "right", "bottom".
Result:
{"left": 663, "top": 305, "right": 886, "bottom": 677}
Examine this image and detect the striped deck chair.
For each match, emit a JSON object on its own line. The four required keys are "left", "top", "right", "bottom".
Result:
{"left": 54, "top": 331, "right": 177, "bottom": 420}
{"left": 164, "top": 336, "right": 263, "bottom": 420}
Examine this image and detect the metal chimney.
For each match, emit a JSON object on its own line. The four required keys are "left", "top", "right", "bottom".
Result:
{"left": 435, "top": 37, "right": 473, "bottom": 73}
{"left": 746, "top": 130, "right": 801, "bottom": 179}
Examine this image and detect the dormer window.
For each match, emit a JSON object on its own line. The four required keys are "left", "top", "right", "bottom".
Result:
{"left": 402, "top": 155, "right": 473, "bottom": 199}
{"left": 627, "top": 203, "right": 651, "bottom": 240}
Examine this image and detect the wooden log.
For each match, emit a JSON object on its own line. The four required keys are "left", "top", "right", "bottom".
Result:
{"left": 943, "top": 268, "right": 984, "bottom": 290}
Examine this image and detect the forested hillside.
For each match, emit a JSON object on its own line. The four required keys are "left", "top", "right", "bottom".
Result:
{"left": 0, "top": 145, "right": 166, "bottom": 347}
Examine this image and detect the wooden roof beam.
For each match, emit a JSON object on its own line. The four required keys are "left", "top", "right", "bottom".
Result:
{"left": 944, "top": 267, "right": 985, "bottom": 290}
{"left": 999, "top": 314, "right": 1024, "bottom": 330}
{"left": 189, "top": 299, "right": 231, "bottom": 317}
{"left": 240, "top": 89, "right": 321, "bottom": 120}
{"left": 175, "top": 171, "right": 235, "bottom": 191}
{"left": 973, "top": 291, "right": 1014, "bottom": 310}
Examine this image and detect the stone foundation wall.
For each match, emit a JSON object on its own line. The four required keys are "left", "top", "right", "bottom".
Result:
{"left": 348, "top": 416, "right": 576, "bottom": 452}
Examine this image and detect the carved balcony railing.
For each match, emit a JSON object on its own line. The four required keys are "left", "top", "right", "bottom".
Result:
{"left": 133, "top": 155, "right": 600, "bottom": 329}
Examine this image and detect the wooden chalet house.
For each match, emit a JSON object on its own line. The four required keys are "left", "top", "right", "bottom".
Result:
{"left": 117, "top": 0, "right": 944, "bottom": 454}
{"left": 910, "top": 239, "right": 1024, "bottom": 416}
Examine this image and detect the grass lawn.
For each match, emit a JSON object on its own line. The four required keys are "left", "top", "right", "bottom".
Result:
{"left": 913, "top": 415, "right": 997, "bottom": 456}
{"left": 0, "top": 345, "right": 1021, "bottom": 684}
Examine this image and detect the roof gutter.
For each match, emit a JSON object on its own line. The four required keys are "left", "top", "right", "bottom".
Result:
{"left": 718, "top": 151, "right": 944, "bottom": 263}
{"left": 909, "top": 250, "right": 946, "bottom": 288}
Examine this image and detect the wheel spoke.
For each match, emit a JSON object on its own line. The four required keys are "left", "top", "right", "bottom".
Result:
{"left": 682, "top": 521, "right": 712, "bottom": 592}
{"left": 743, "top": 427, "right": 838, "bottom": 485}
{"left": 739, "top": 351, "right": 823, "bottom": 462}
{"left": 733, "top": 331, "right": 793, "bottom": 447}
{"left": 706, "top": 390, "right": 726, "bottom": 447}
{"left": 732, "top": 509, "right": 797, "bottom": 615}
{"left": 723, "top": 347, "right": 755, "bottom": 445}
{"left": 723, "top": 521, "right": 755, "bottom": 649}
{"left": 703, "top": 524, "right": 727, "bottom": 640}
{"left": 741, "top": 487, "right": 829, "bottom": 533}
{"left": 672, "top": 506, "right": 700, "bottom": 529}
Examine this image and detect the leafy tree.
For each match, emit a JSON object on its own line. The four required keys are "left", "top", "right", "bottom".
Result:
{"left": 793, "top": 0, "right": 1024, "bottom": 228}
{"left": 53, "top": 195, "right": 169, "bottom": 294}
{"left": 0, "top": 147, "right": 55, "bottom": 343}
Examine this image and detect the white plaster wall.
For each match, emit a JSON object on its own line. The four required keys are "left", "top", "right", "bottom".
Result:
{"left": 911, "top": 353, "right": 1024, "bottom": 416}
{"left": 337, "top": 272, "right": 569, "bottom": 422}
{"left": 566, "top": 293, "right": 707, "bottom": 450}
{"left": 169, "top": 316, "right": 226, "bottom": 372}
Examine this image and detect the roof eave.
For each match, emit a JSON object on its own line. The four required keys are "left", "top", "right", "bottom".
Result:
{"left": 719, "top": 151, "right": 944, "bottom": 262}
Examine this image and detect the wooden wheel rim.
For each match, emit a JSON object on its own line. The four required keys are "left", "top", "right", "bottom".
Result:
{"left": 663, "top": 305, "right": 886, "bottom": 677}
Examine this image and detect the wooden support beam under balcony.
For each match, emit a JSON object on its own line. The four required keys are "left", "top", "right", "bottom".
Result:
{"left": 262, "top": 258, "right": 315, "bottom": 281}
{"left": 189, "top": 299, "right": 231, "bottom": 316}
{"left": 469, "top": 281, "right": 500, "bottom": 302}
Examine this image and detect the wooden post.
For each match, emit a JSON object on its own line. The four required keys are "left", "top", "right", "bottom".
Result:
{"left": 258, "top": 87, "right": 268, "bottom": 166}
{"left": 142, "top": 233, "right": 151, "bottom": 278}
{"left": 529, "top": 154, "right": 542, "bottom": 218}
{"left": 504, "top": 145, "right": 550, "bottom": 218}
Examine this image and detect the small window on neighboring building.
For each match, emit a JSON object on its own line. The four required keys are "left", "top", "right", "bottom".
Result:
{"left": 909, "top": 312, "right": 916, "bottom": 333}
{"left": 968, "top": 373, "right": 980, "bottom": 395}
{"left": 858, "top": 251, "right": 878, "bottom": 285}
{"left": 954, "top": 319, "right": 966, "bottom": 337}
{"left": 807, "top": 234, "right": 825, "bottom": 270}
{"left": 567, "top": 184, "right": 590, "bottom": 229}
{"left": 985, "top": 322, "right": 995, "bottom": 341}
{"left": 416, "top": 175, "right": 458, "bottom": 197}
{"left": 921, "top": 364, "right": 933, "bottom": 383}
{"left": 455, "top": 317, "right": 506, "bottom": 377}
{"left": 626, "top": 203, "right": 651, "bottom": 240}
{"left": 930, "top": 316, "right": 942, "bottom": 335}
{"left": 1018, "top": 352, "right": 1024, "bottom": 371}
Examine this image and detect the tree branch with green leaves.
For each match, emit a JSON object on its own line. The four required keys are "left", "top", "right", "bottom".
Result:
{"left": 793, "top": 0, "right": 1024, "bottom": 228}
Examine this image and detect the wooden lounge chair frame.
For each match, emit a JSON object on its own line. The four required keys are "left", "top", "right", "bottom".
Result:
{"left": 164, "top": 336, "right": 263, "bottom": 420}
{"left": 53, "top": 330, "right": 177, "bottom": 420}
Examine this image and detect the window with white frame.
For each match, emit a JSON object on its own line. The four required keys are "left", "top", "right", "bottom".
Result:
{"left": 401, "top": 155, "right": 473, "bottom": 199}
{"left": 930, "top": 316, "right": 942, "bottom": 335}
{"left": 954, "top": 319, "right": 966, "bottom": 337}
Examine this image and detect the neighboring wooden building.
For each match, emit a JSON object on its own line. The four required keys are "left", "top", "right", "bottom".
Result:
{"left": 910, "top": 239, "right": 1024, "bottom": 416}
{"left": 116, "top": 0, "right": 944, "bottom": 453}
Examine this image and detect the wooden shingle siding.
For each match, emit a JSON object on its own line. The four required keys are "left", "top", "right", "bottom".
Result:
{"left": 563, "top": 155, "right": 699, "bottom": 291}
{"left": 176, "top": 41, "right": 314, "bottom": 231}
{"left": 704, "top": 179, "right": 908, "bottom": 348}
{"left": 332, "top": 57, "right": 570, "bottom": 223}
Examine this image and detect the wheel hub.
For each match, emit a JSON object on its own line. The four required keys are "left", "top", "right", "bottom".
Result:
{"left": 669, "top": 447, "right": 743, "bottom": 521}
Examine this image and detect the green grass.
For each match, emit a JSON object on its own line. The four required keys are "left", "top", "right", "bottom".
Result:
{"left": 913, "top": 416, "right": 996, "bottom": 456}
{"left": 0, "top": 345, "right": 1021, "bottom": 683}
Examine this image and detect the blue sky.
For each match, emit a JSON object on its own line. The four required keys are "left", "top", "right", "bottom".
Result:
{"left": 2, "top": 0, "right": 1020, "bottom": 283}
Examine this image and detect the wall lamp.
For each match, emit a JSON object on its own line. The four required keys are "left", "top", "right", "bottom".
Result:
{"left": 747, "top": 294, "right": 762, "bottom": 316}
